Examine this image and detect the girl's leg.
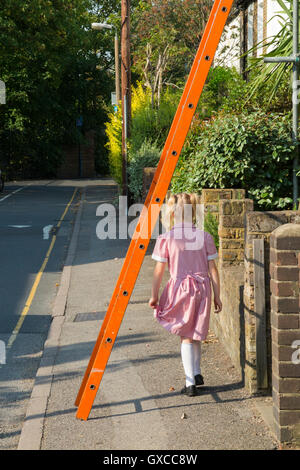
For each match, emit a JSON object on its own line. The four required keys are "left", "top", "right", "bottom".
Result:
{"left": 180, "top": 337, "right": 195, "bottom": 387}
{"left": 193, "top": 340, "right": 202, "bottom": 376}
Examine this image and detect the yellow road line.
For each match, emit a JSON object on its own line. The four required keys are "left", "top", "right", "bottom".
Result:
{"left": 6, "top": 187, "right": 79, "bottom": 351}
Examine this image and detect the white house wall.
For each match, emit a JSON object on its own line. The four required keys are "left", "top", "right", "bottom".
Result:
{"left": 267, "top": 0, "right": 288, "bottom": 39}
{"left": 214, "top": 0, "right": 289, "bottom": 70}
{"left": 257, "top": 0, "right": 264, "bottom": 56}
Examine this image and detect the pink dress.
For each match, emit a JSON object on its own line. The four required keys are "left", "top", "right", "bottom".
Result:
{"left": 152, "top": 223, "right": 218, "bottom": 341}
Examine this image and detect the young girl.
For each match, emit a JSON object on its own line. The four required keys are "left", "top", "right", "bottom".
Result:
{"left": 149, "top": 193, "right": 222, "bottom": 397}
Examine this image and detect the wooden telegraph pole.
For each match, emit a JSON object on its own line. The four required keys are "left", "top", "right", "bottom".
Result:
{"left": 121, "top": 0, "right": 131, "bottom": 196}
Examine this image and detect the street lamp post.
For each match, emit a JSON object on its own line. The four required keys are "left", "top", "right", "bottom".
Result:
{"left": 91, "top": 23, "right": 120, "bottom": 104}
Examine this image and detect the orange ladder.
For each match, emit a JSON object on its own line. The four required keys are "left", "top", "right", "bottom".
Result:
{"left": 75, "top": 0, "right": 234, "bottom": 420}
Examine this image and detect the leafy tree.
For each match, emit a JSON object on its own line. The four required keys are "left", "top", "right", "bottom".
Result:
{"left": 105, "top": 81, "right": 180, "bottom": 186}
{"left": 131, "top": 0, "right": 213, "bottom": 105}
{"left": 0, "top": 0, "right": 113, "bottom": 178}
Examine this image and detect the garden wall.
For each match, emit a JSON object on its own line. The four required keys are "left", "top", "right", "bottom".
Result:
{"left": 200, "top": 188, "right": 246, "bottom": 222}
{"left": 270, "top": 224, "right": 300, "bottom": 445}
{"left": 243, "top": 210, "right": 300, "bottom": 393}
{"left": 215, "top": 202, "right": 300, "bottom": 394}
{"left": 210, "top": 195, "right": 253, "bottom": 382}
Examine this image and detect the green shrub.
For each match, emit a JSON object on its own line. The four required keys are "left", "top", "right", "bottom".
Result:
{"left": 105, "top": 82, "right": 179, "bottom": 188}
{"left": 198, "top": 66, "right": 246, "bottom": 118}
{"left": 171, "top": 110, "right": 295, "bottom": 210}
{"left": 127, "top": 86, "right": 180, "bottom": 201}
{"left": 104, "top": 106, "right": 123, "bottom": 185}
{"left": 130, "top": 85, "right": 180, "bottom": 155}
{"left": 128, "top": 140, "right": 161, "bottom": 201}
{"left": 204, "top": 210, "right": 219, "bottom": 249}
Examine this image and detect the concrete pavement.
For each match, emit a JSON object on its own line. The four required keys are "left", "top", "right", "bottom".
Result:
{"left": 17, "top": 179, "right": 279, "bottom": 450}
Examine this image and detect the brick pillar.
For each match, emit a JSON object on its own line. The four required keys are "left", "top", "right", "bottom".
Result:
{"left": 218, "top": 199, "right": 253, "bottom": 265}
{"left": 210, "top": 198, "right": 253, "bottom": 375}
{"left": 201, "top": 188, "right": 245, "bottom": 223}
{"left": 270, "top": 223, "right": 300, "bottom": 446}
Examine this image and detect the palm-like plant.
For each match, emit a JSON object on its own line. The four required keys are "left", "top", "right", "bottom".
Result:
{"left": 247, "top": 0, "right": 298, "bottom": 102}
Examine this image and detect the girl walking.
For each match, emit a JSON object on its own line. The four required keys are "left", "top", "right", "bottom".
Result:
{"left": 149, "top": 193, "right": 222, "bottom": 397}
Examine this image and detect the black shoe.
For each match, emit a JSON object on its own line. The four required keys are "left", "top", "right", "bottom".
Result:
{"left": 180, "top": 385, "right": 197, "bottom": 397}
{"left": 195, "top": 374, "right": 204, "bottom": 386}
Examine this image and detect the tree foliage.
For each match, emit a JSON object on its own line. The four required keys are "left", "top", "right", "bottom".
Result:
{"left": 105, "top": 81, "right": 179, "bottom": 186}
{"left": 0, "top": 0, "right": 113, "bottom": 178}
{"left": 132, "top": 0, "right": 213, "bottom": 105}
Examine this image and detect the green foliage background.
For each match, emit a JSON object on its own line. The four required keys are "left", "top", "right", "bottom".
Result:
{"left": 2, "top": 0, "right": 296, "bottom": 211}
{"left": 171, "top": 110, "right": 295, "bottom": 209}
{"left": 0, "top": 0, "right": 112, "bottom": 179}
{"left": 127, "top": 140, "right": 161, "bottom": 201}
{"left": 105, "top": 82, "right": 180, "bottom": 187}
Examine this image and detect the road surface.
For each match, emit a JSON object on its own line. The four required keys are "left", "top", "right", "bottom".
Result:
{"left": 0, "top": 180, "right": 80, "bottom": 450}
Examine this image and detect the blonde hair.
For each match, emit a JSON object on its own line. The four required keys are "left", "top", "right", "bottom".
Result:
{"left": 161, "top": 192, "right": 201, "bottom": 230}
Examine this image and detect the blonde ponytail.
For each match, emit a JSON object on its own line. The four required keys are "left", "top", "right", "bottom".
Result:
{"left": 161, "top": 192, "right": 199, "bottom": 229}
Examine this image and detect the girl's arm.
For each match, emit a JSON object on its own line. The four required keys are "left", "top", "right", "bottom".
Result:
{"left": 208, "top": 259, "right": 222, "bottom": 313}
{"left": 149, "top": 261, "right": 166, "bottom": 309}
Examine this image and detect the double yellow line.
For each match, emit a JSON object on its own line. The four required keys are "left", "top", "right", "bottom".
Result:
{"left": 7, "top": 188, "right": 79, "bottom": 351}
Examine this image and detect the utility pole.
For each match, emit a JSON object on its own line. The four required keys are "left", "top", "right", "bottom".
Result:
{"left": 264, "top": 0, "right": 299, "bottom": 207}
{"left": 121, "top": 0, "right": 131, "bottom": 197}
{"left": 292, "top": 0, "right": 299, "bottom": 208}
{"left": 115, "top": 31, "right": 120, "bottom": 105}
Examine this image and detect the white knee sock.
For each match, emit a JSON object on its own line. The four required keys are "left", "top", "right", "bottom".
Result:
{"left": 181, "top": 343, "right": 195, "bottom": 387}
{"left": 193, "top": 341, "right": 202, "bottom": 376}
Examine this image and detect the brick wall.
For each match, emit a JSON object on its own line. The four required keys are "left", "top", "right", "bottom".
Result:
{"left": 212, "top": 204, "right": 300, "bottom": 396}
{"left": 270, "top": 223, "right": 300, "bottom": 446}
{"left": 244, "top": 211, "right": 300, "bottom": 394}
{"left": 210, "top": 198, "right": 253, "bottom": 377}
{"left": 200, "top": 188, "right": 245, "bottom": 222}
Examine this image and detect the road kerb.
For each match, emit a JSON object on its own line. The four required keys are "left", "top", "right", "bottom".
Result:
{"left": 52, "top": 188, "right": 85, "bottom": 317}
